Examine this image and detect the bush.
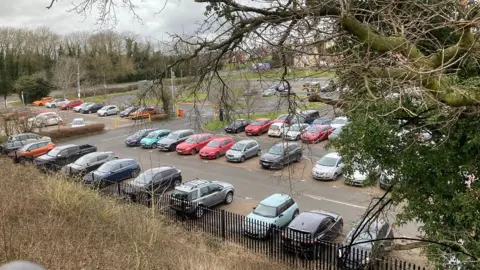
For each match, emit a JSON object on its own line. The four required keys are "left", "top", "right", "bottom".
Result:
{"left": 37, "top": 123, "right": 105, "bottom": 141}
{"left": 150, "top": 114, "right": 168, "bottom": 122}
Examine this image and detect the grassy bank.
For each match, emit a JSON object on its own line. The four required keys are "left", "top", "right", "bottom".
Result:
{"left": 227, "top": 69, "right": 335, "bottom": 80}
{"left": 0, "top": 159, "right": 286, "bottom": 270}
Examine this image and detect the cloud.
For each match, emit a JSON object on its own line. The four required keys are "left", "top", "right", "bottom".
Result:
{"left": 0, "top": 0, "right": 208, "bottom": 40}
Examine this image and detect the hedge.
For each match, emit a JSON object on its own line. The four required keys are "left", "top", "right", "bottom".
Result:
{"left": 37, "top": 123, "right": 105, "bottom": 141}
{"left": 150, "top": 114, "right": 169, "bottom": 122}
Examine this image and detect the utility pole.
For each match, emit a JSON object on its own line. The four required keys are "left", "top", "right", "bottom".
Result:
{"left": 77, "top": 62, "right": 81, "bottom": 99}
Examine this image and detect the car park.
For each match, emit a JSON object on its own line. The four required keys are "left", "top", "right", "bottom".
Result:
{"left": 34, "top": 144, "right": 97, "bottom": 172}
{"left": 46, "top": 98, "right": 69, "bottom": 108}
{"left": 83, "top": 158, "right": 141, "bottom": 188}
{"left": 60, "top": 100, "right": 83, "bottom": 110}
{"left": 35, "top": 115, "right": 63, "bottom": 128}
{"left": 73, "top": 102, "right": 91, "bottom": 112}
{"left": 312, "top": 152, "right": 344, "bottom": 181}
{"left": 245, "top": 118, "right": 272, "bottom": 136}
{"left": 157, "top": 129, "right": 194, "bottom": 152}
{"left": 283, "top": 123, "right": 309, "bottom": 141}
{"left": 344, "top": 161, "right": 381, "bottom": 187}
{"left": 328, "top": 126, "right": 344, "bottom": 139}
{"left": 9, "top": 140, "right": 55, "bottom": 163}
{"left": 330, "top": 116, "right": 349, "bottom": 129}
{"left": 169, "top": 179, "right": 235, "bottom": 218}
{"left": 244, "top": 193, "right": 299, "bottom": 239}
{"left": 70, "top": 118, "right": 86, "bottom": 128}
{"left": 119, "top": 106, "right": 139, "bottom": 118}
{"left": 312, "top": 117, "right": 334, "bottom": 126}
{"left": 282, "top": 210, "right": 343, "bottom": 257}
{"left": 301, "top": 125, "right": 334, "bottom": 143}
{"left": 32, "top": 96, "right": 53, "bottom": 106}
{"left": 199, "top": 136, "right": 235, "bottom": 159}
{"left": 268, "top": 122, "right": 289, "bottom": 137}
{"left": 140, "top": 129, "right": 170, "bottom": 149}
{"left": 224, "top": 119, "right": 251, "bottom": 134}
{"left": 81, "top": 103, "right": 104, "bottom": 114}
{"left": 176, "top": 133, "right": 215, "bottom": 155}
{"left": 97, "top": 105, "right": 120, "bottom": 116}
{"left": 225, "top": 139, "right": 261, "bottom": 163}
{"left": 61, "top": 151, "right": 117, "bottom": 177}
{"left": 259, "top": 142, "right": 302, "bottom": 169}
{"left": 125, "top": 128, "right": 158, "bottom": 147}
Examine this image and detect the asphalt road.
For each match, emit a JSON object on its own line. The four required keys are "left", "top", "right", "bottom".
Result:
{"left": 61, "top": 117, "right": 419, "bottom": 242}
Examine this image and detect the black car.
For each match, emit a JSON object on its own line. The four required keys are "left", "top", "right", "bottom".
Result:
{"left": 122, "top": 166, "right": 182, "bottom": 204}
{"left": 119, "top": 106, "right": 139, "bottom": 118}
{"left": 259, "top": 142, "right": 302, "bottom": 169}
{"left": 82, "top": 103, "right": 104, "bottom": 114}
{"left": 300, "top": 110, "right": 320, "bottom": 124}
{"left": 225, "top": 119, "right": 252, "bottom": 133}
{"left": 283, "top": 210, "right": 343, "bottom": 258}
{"left": 34, "top": 144, "right": 97, "bottom": 172}
{"left": 0, "top": 140, "right": 28, "bottom": 154}
{"left": 61, "top": 151, "right": 117, "bottom": 177}
{"left": 125, "top": 128, "right": 158, "bottom": 147}
{"left": 157, "top": 129, "right": 194, "bottom": 151}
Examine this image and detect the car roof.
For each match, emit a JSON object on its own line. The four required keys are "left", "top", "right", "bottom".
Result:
{"left": 301, "top": 110, "right": 318, "bottom": 114}
{"left": 105, "top": 158, "right": 135, "bottom": 165}
{"left": 273, "top": 142, "right": 299, "bottom": 148}
{"left": 324, "top": 152, "right": 341, "bottom": 159}
{"left": 176, "top": 179, "right": 211, "bottom": 191}
{"left": 271, "top": 122, "right": 285, "bottom": 127}
{"left": 83, "top": 151, "right": 114, "bottom": 158}
{"left": 172, "top": 129, "right": 194, "bottom": 134}
{"left": 260, "top": 193, "right": 292, "bottom": 207}
{"left": 254, "top": 118, "right": 270, "bottom": 121}
{"left": 73, "top": 118, "right": 84, "bottom": 121}
{"left": 237, "top": 139, "right": 257, "bottom": 144}
{"left": 55, "top": 144, "right": 78, "bottom": 150}
{"left": 211, "top": 136, "right": 232, "bottom": 141}
{"left": 192, "top": 133, "right": 213, "bottom": 137}
{"left": 288, "top": 211, "right": 328, "bottom": 231}
{"left": 143, "top": 166, "right": 176, "bottom": 174}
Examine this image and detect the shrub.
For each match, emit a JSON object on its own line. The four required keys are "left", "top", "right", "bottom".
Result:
{"left": 150, "top": 114, "right": 168, "bottom": 122}
{"left": 37, "top": 123, "right": 105, "bottom": 141}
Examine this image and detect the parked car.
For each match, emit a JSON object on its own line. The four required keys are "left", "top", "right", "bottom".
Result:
{"left": 225, "top": 139, "right": 261, "bottom": 163}
{"left": 243, "top": 89, "right": 260, "bottom": 96}
{"left": 140, "top": 129, "right": 170, "bottom": 148}
{"left": 268, "top": 122, "right": 289, "bottom": 137}
{"left": 97, "top": 105, "right": 120, "bottom": 116}
{"left": 35, "top": 115, "right": 63, "bottom": 128}
{"left": 45, "top": 98, "right": 69, "bottom": 108}
{"left": 82, "top": 103, "right": 104, "bottom": 114}
{"left": 9, "top": 140, "right": 55, "bottom": 163}
{"left": 32, "top": 96, "right": 53, "bottom": 106}
{"left": 245, "top": 118, "right": 272, "bottom": 136}
{"left": 169, "top": 179, "right": 235, "bottom": 218}
{"left": 60, "top": 100, "right": 83, "bottom": 110}
{"left": 283, "top": 123, "right": 309, "bottom": 141}
{"left": 70, "top": 118, "right": 86, "bottom": 128}
{"left": 244, "top": 193, "right": 299, "bottom": 239}
{"left": 330, "top": 116, "right": 349, "bottom": 129}
{"left": 157, "top": 129, "right": 195, "bottom": 152}
{"left": 224, "top": 119, "right": 251, "bottom": 133}
{"left": 259, "top": 142, "right": 302, "bottom": 170}
{"left": 61, "top": 151, "right": 117, "bottom": 177}
{"left": 176, "top": 133, "right": 215, "bottom": 155}
{"left": 301, "top": 125, "right": 334, "bottom": 143}
{"left": 125, "top": 128, "right": 158, "bottom": 147}
{"left": 131, "top": 106, "right": 157, "bottom": 120}
{"left": 83, "top": 158, "right": 141, "bottom": 188}
{"left": 344, "top": 160, "right": 381, "bottom": 187}
{"left": 300, "top": 110, "right": 320, "bottom": 124}
{"left": 379, "top": 170, "right": 396, "bottom": 190}
{"left": 34, "top": 144, "right": 97, "bottom": 172}
{"left": 312, "top": 117, "right": 334, "bottom": 126}
{"left": 119, "top": 106, "right": 139, "bottom": 118}
{"left": 199, "top": 136, "right": 235, "bottom": 159}
{"left": 271, "top": 114, "right": 294, "bottom": 125}
{"left": 262, "top": 89, "right": 277, "bottom": 97}
{"left": 312, "top": 152, "right": 344, "bottom": 181}
{"left": 123, "top": 166, "right": 182, "bottom": 202}
{"left": 338, "top": 219, "right": 394, "bottom": 269}
{"left": 328, "top": 126, "right": 344, "bottom": 139}
{"left": 73, "top": 102, "right": 92, "bottom": 113}
{"left": 283, "top": 210, "right": 343, "bottom": 257}
{"left": 7, "top": 133, "right": 49, "bottom": 143}
{"left": 1, "top": 140, "right": 29, "bottom": 154}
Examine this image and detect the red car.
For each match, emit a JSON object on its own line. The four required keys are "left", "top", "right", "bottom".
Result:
{"left": 199, "top": 136, "right": 235, "bottom": 159}
{"left": 176, "top": 133, "right": 215, "bottom": 155}
{"left": 300, "top": 125, "right": 334, "bottom": 143}
{"left": 60, "top": 100, "right": 83, "bottom": 110}
{"left": 245, "top": 118, "right": 272, "bottom": 136}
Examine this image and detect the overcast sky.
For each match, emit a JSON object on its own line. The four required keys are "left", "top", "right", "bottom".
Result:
{"left": 0, "top": 0, "right": 209, "bottom": 40}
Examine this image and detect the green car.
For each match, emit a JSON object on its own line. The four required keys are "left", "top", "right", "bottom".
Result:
{"left": 140, "top": 129, "right": 170, "bottom": 148}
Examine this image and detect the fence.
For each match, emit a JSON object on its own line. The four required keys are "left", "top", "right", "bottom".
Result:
{"left": 76, "top": 180, "right": 427, "bottom": 270}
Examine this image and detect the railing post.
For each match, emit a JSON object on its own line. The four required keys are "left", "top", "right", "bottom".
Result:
{"left": 269, "top": 224, "right": 274, "bottom": 258}
{"left": 116, "top": 182, "right": 121, "bottom": 196}
{"left": 181, "top": 200, "right": 186, "bottom": 222}
{"left": 221, "top": 209, "right": 226, "bottom": 240}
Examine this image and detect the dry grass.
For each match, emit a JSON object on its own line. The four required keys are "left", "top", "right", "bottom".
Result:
{"left": 37, "top": 123, "right": 105, "bottom": 141}
{"left": 0, "top": 159, "right": 288, "bottom": 270}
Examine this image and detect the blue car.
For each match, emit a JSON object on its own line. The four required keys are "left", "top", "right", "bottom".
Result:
{"left": 244, "top": 193, "right": 299, "bottom": 239}
{"left": 83, "top": 158, "right": 141, "bottom": 187}
{"left": 140, "top": 129, "right": 170, "bottom": 148}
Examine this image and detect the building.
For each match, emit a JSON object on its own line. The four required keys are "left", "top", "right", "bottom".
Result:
{"left": 292, "top": 40, "right": 337, "bottom": 68}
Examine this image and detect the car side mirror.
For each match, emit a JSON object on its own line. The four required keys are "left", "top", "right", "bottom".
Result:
{"left": 279, "top": 214, "right": 284, "bottom": 217}
{"left": 252, "top": 207, "right": 256, "bottom": 210}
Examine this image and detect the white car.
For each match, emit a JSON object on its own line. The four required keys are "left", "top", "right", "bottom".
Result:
{"left": 344, "top": 160, "right": 381, "bottom": 187}
{"left": 312, "top": 152, "right": 344, "bottom": 180}
{"left": 330, "top": 116, "right": 349, "bottom": 129}
{"left": 267, "top": 122, "right": 289, "bottom": 137}
{"left": 70, "top": 118, "right": 86, "bottom": 128}
{"left": 97, "top": 105, "right": 120, "bottom": 116}
{"left": 73, "top": 103, "right": 92, "bottom": 112}
{"left": 283, "top": 123, "right": 309, "bottom": 141}
{"left": 36, "top": 115, "right": 63, "bottom": 127}
{"left": 45, "top": 98, "right": 69, "bottom": 108}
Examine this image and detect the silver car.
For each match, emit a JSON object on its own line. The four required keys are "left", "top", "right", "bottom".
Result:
{"left": 45, "top": 98, "right": 69, "bottom": 108}
{"left": 73, "top": 103, "right": 92, "bottom": 112}
{"left": 344, "top": 160, "right": 381, "bottom": 187}
{"left": 312, "top": 152, "right": 344, "bottom": 180}
{"left": 36, "top": 115, "right": 63, "bottom": 127}
{"left": 97, "top": 105, "right": 120, "bottom": 116}
{"left": 225, "top": 139, "right": 261, "bottom": 162}
{"left": 7, "top": 133, "right": 50, "bottom": 143}
{"left": 283, "top": 123, "right": 309, "bottom": 141}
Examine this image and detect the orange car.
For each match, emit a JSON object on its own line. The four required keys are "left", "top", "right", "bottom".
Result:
{"left": 33, "top": 97, "right": 54, "bottom": 106}
{"left": 9, "top": 140, "right": 55, "bottom": 163}
{"left": 131, "top": 106, "right": 157, "bottom": 120}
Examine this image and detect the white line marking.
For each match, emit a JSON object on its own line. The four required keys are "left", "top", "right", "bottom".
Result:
{"left": 203, "top": 160, "right": 209, "bottom": 163}
{"left": 300, "top": 179, "right": 307, "bottom": 182}
{"left": 149, "top": 150, "right": 153, "bottom": 153}
{"left": 165, "top": 153, "right": 170, "bottom": 156}
{"left": 332, "top": 186, "right": 340, "bottom": 188}
{"left": 245, "top": 197, "right": 252, "bottom": 200}
{"left": 101, "top": 134, "right": 128, "bottom": 142}
{"left": 303, "top": 194, "right": 366, "bottom": 209}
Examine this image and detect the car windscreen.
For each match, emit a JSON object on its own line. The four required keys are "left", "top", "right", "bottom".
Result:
{"left": 317, "top": 156, "right": 337, "bottom": 167}
{"left": 185, "top": 136, "right": 200, "bottom": 143}
{"left": 230, "top": 143, "right": 246, "bottom": 151}
{"left": 277, "top": 115, "right": 289, "bottom": 120}
{"left": 132, "top": 130, "right": 147, "bottom": 137}
{"left": 206, "top": 140, "right": 220, "bottom": 147}
{"left": 332, "top": 118, "right": 347, "bottom": 125}
{"left": 307, "top": 126, "right": 321, "bottom": 133}
{"left": 73, "top": 155, "right": 92, "bottom": 166}
{"left": 72, "top": 120, "right": 84, "bottom": 125}
{"left": 270, "top": 125, "right": 280, "bottom": 130}
{"left": 146, "top": 131, "right": 159, "bottom": 139}
{"left": 132, "top": 171, "right": 155, "bottom": 185}
{"left": 47, "top": 148, "right": 62, "bottom": 157}
{"left": 232, "top": 120, "right": 244, "bottom": 126}
{"left": 97, "top": 162, "right": 117, "bottom": 173}
{"left": 253, "top": 203, "right": 277, "bottom": 218}
{"left": 165, "top": 133, "right": 179, "bottom": 140}
{"left": 250, "top": 121, "right": 263, "bottom": 126}
{"left": 267, "top": 145, "right": 284, "bottom": 155}
{"left": 288, "top": 125, "right": 302, "bottom": 131}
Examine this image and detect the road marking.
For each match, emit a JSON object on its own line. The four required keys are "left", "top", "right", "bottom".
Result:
{"left": 203, "top": 160, "right": 209, "bottom": 163}
{"left": 149, "top": 150, "right": 153, "bottom": 153}
{"left": 101, "top": 134, "right": 128, "bottom": 142}
{"left": 303, "top": 193, "right": 366, "bottom": 209}
{"left": 300, "top": 179, "right": 307, "bottom": 182}
{"left": 247, "top": 169, "right": 252, "bottom": 172}
{"left": 332, "top": 186, "right": 340, "bottom": 188}
{"left": 245, "top": 197, "right": 252, "bottom": 200}
{"left": 165, "top": 153, "right": 170, "bottom": 156}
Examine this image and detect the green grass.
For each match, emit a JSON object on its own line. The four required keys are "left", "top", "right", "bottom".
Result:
{"left": 226, "top": 69, "right": 335, "bottom": 80}
{"left": 177, "top": 92, "right": 208, "bottom": 103}
{"left": 79, "top": 90, "right": 138, "bottom": 103}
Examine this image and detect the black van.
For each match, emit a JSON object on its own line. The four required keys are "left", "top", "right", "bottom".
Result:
{"left": 300, "top": 110, "right": 320, "bottom": 124}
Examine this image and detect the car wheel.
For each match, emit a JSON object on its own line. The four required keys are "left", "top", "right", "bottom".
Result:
{"left": 169, "top": 145, "right": 175, "bottom": 152}
{"left": 296, "top": 135, "right": 300, "bottom": 140}
{"left": 191, "top": 148, "right": 197, "bottom": 155}
{"left": 103, "top": 113, "right": 107, "bottom": 117}
{"left": 131, "top": 167, "right": 140, "bottom": 178}
{"left": 51, "top": 104, "right": 56, "bottom": 108}
{"left": 292, "top": 209, "right": 300, "bottom": 219}
{"left": 240, "top": 156, "right": 246, "bottom": 163}
{"left": 296, "top": 154, "right": 302, "bottom": 162}
{"left": 332, "top": 173, "right": 339, "bottom": 180}
{"left": 18, "top": 156, "right": 26, "bottom": 164}
{"left": 256, "top": 150, "right": 261, "bottom": 156}
{"left": 195, "top": 206, "right": 204, "bottom": 219}
{"left": 215, "top": 152, "right": 220, "bottom": 159}
{"left": 38, "top": 104, "right": 42, "bottom": 106}
{"left": 224, "top": 191, "right": 233, "bottom": 204}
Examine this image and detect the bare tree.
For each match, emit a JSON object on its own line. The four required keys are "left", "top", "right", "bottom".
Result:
{"left": 51, "top": 56, "right": 77, "bottom": 98}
